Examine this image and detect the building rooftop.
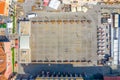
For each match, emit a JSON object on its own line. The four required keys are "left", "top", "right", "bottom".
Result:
{"left": 19, "top": 21, "right": 31, "bottom": 63}
{"left": 62, "top": 0, "right": 116, "bottom": 6}
{"left": 0, "top": 29, "right": 6, "bottom": 36}
{"left": 17, "top": 0, "right": 25, "bottom": 3}
{"left": 20, "top": 36, "right": 30, "bottom": 49}
{"left": 0, "top": 75, "right": 7, "bottom": 80}
{"left": 0, "top": 42, "right": 6, "bottom": 74}
{"left": 19, "top": 21, "right": 31, "bottom": 36}
{"left": 19, "top": 49, "right": 31, "bottom": 63}
{"left": 0, "top": 1, "right": 9, "bottom": 16}
{"left": 0, "top": 1, "right": 6, "bottom": 15}
{"left": 0, "top": 23, "right": 7, "bottom": 28}
{"left": 4, "top": 42, "right": 12, "bottom": 79}
{"left": 7, "top": 22, "right": 13, "bottom": 28}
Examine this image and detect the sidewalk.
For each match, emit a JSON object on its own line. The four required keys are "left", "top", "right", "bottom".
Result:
{"left": 14, "top": 48, "right": 18, "bottom": 73}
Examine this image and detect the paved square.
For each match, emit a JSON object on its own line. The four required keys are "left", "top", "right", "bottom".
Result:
{"left": 30, "top": 18, "right": 97, "bottom": 61}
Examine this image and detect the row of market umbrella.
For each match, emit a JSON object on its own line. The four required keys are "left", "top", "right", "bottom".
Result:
{"left": 97, "top": 27, "right": 106, "bottom": 55}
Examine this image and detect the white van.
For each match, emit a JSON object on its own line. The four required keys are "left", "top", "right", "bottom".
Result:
{"left": 27, "top": 13, "right": 37, "bottom": 19}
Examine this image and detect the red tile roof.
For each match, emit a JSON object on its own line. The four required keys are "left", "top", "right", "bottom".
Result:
{"left": 0, "top": 42, "right": 6, "bottom": 73}
{"left": 4, "top": 42, "right": 12, "bottom": 79}
{"left": 0, "top": 1, "right": 9, "bottom": 16}
{"left": 0, "top": 1, "right": 5, "bottom": 15}
{"left": 0, "top": 75, "right": 7, "bottom": 80}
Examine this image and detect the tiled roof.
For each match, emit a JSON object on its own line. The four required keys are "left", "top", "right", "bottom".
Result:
{"left": 0, "top": 42, "right": 6, "bottom": 73}
{"left": 0, "top": 75, "right": 7, "bottom": 80}
{"left": 4, "top": 42, "right": 12, "bottom": 79}
{"left": 0, "top": 1, "right": 5, "bottom": 15}
{"left": 0, "top": 1, "right": 9, "bottom": 16}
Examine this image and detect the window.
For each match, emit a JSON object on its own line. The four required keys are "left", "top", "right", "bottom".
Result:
{"left": 106, "top": 45, "right": 108, "bottom": 48}
{"left": 73, "top": 1, "right": 78, "bottom": 3}
{"left": 106, "top": 33, "right": 108, "bottom": 36}
{"left": 22, "top": 51, "right": 26, "bottom": 54}
{"left": 106, "top": 39, "right": 108, "bottom": 42}
{"left": 106, "top": 26, "right": 108, "bottom": 29}
{"left": 21, "top": 60, "right": 25, "bottom": 62}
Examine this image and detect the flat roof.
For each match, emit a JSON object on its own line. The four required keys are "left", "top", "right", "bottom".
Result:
{"left": 49, "top": 0, "right": 60, "bottom": 10}
{"left": 20, "top": 49, "right": 31, "bottom": 63}
{"left": 0, "top": 23, "right": 7, "bottom": 28}
{"left": 7, "top": 22, "right": 13, "bottom": 28}
{"left": 20, "top": 36, "right": 30, "bottom": 49}
{"left": 19, "top": 21, "right": 31, "bottom": 36}
{"left": 0, "top": 29, "right": 6, "bottom": 36}
{"left": 17, "top": 0, "right": 25, "bottom": 3}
